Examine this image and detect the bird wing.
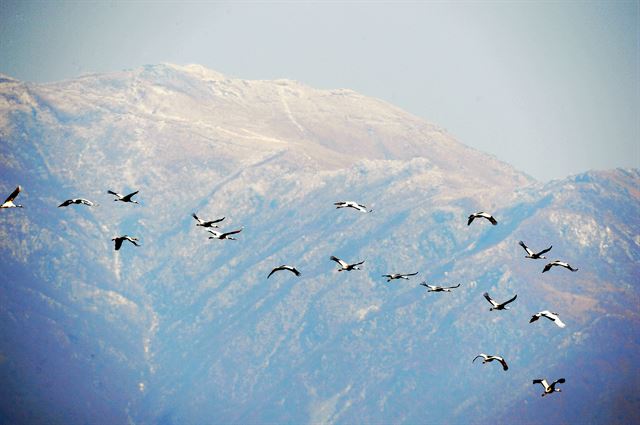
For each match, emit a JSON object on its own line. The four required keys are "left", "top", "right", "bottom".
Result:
{"left": 530, "top": 313, "right": 541, "bottom": 323}
{"left": 502, "top": 294, "right": 518, "bottom": 306}
{"left": 355, "top": 203, "right": 369, "bottom": 212}
{"left": 107, "top": 190, "right": 121, "bottom": 197}
{"left": 566, "top": 264, "right": 578, "bottom": 272}
{"left": 552, "top": 378, "right": 566, "bottom": 386}
{"left": 445, "top": 283, "right": 461, "bottom": 290}
{"left": 114, "top": 238, "right": 123, "bottom": 250}
{"left": 270, "top": 265, "right": 299, "bottom": 277}
{"left": 207, "top": 230, "right": 221, "bottom": 237}
{"left": 404, "top": 272, "right": 419, "bottom": 277}
{"left": 472, "top": 354, "right": 486, "bottom": 363}
{"left": 353, "top": 260, "right": 365, "bottom": 266}
{"left": 519, "top": 241, "right": 534, "bottom": 256}
{"left": 467, "top": 214, "right": 475, "bottom": 225}
{"left": 79, "top": 199, "right": 95, "bottom": 206}
{"left": 221, "top": 229, "right": 242, "bottom": 237}
{"left": 4, "top": 185, "right": 21, "bottom": 203}
{"left": 58, "top": 200, "right": 71, "bottom": 207}
{"left": 488, "top": 215, "right": 498, "bottom": 225}
{"left": 483, "top": 292, "right": 498, "bottom": 307}
{"left": 538, "top": 245, "right": 553, "bottom": 255}
{"left": 192, "top": 213, "right": 203, "bottom": 224}
{"left": 127, "top": 237, "right": 140, "bottom": 246}
{"left": 330, "top": 256, "right": 348, "bottom": 268}
{"left": 123, "top": 190, "right": 139, "bottom": 201}
{"left": 542, "top": 311, "right": 566, "bottom": 328}
{"left": 542, "top": 263, "right": 553, "bottom": 273}
{"left": 496, "top": 357, "right": 509, "bottom": 371}
{"left": 209, "top": 217, "right": 225, "bottom": 224}
{"left": 553, "top": 317, "right": 566, "bottom": 328}
{"left": 267, "top": 267, "right": 281, "bottom": 279}
{"left": 533, "top": 379, "right": 549, "bottom": 390}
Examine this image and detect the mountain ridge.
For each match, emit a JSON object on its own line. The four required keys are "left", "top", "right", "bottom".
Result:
{"left": 0, "top": 64, "right": 638, "bottom": 424}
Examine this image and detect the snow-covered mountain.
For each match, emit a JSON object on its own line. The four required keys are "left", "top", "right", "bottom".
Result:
{"left": 0, "top": 64, "right": 638, "bottom": 424}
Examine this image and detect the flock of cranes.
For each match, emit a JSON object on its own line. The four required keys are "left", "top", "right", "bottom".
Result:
{"left": 2, "top": 184, "right": 575, "bottom": 398}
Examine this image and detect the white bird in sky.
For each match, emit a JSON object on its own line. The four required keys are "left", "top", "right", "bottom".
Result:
{"left": 467, "top": 211, "right": 497, "bottom": 226}
{"left": 330, "top": 256, "right": 364, "bottom": 271}
{"left": 334, "top": 201, "right": 372, "bottom": 213}
{"left": 420, "top": 282, "right": 461, "bottom": 292}
{"left": 192, "top": 213, "right": 225, "bottom": 228}
{"left": 383, "top": 272, "right": 419, "bottom": 282}
{"left": 533, "top": 378, "right": 566, "bottom": 397}
{"left": 58, "top": 198, "right": 97, "bottom": 207}
{"left": 483, "top": 292, "right": 517, "bottom": 311}
{"left": 112, "top": 235, "right": 140, "bottom": 251}
{"left": 519, "top": 240, "right": 552, "bottom": 259}
{"left": 542, "top": 260, "right": 578, "bottom": 273}
{"left": 530, "top": 310, "right": 566, "bottom": 328}
{"left": 207, "top": 228, "right": 242, "bottom": 240}
{"left": 472, "top": 353, "right": 509, "bottom": 371}
{"left": 267, "top": 265, "right": 301, "bottom": 279}
{"left": 108, "top": 190, "right": 139, "bottom": 204}
{"left": 1, "top": 186, "right": 23, "bottom": 209}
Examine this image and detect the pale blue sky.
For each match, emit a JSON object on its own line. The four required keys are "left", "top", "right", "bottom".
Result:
{"left": 0, "top": 1, "right": 638, "bottom": 180}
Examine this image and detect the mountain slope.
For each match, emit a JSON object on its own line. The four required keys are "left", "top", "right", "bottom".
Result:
{"left": 0, "top": 65, "right": 637, "bottom": 424}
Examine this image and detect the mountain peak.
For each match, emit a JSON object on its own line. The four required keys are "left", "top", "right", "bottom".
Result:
{"left": 0, "top": 63, "right": 532, "bottom": 191}
{"left": 0, "top": 73, "right": 19, "bottom": 84}
{"left": 157, "top": 63, "right": 227, "bottom": 81}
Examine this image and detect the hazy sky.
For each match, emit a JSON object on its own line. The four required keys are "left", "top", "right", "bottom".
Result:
{"left": 0, "top": 1, "right": 638, "bottom": 181}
